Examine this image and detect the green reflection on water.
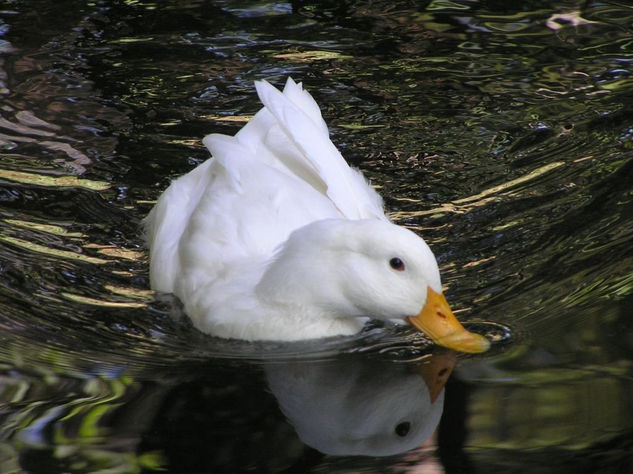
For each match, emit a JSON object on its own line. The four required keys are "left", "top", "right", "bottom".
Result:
{"left": 470, "top": 370, "right": 633, "bottom": 450}
{"left": 0, "top": 0, "right": 632, "bottom": 470}
{"left": 0, "top": 367, "right": 165, "bottom": 473}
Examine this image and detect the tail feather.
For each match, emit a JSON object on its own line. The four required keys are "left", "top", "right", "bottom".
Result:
{"left": 254, "top": 78, "right": 384, "bottom": 220}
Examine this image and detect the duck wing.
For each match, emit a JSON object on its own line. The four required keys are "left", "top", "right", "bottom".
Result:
{"left": 145, "top": 78, "right": 386, "bottom": 294}
{"left": 145, "top": 138, "right": 340, "bottom": 294}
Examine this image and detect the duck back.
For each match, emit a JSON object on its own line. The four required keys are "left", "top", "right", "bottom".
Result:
{"left": 145, "top": 78, "right": 386, "bottom": 296}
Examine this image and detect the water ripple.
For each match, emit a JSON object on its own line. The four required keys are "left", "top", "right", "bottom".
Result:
{"left": 0, "top": 1, "right": 632, "bottom": 470}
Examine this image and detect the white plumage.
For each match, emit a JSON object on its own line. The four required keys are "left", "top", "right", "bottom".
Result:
{"left": 144, "top": 77, "right": 489, "bottom": 352}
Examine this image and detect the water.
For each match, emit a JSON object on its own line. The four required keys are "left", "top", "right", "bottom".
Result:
{"left": 1, "top": 0, "right": 632, "bottom": 472}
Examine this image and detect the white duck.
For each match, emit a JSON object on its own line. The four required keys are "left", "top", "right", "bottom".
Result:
{"left": 145, "top": 77, "right": 489, "bottom": 353}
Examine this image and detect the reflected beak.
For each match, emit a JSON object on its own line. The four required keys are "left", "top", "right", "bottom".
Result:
{"left": 407, "top": 287, "right": 490, "bottom": 354}
{"left": 418, "top": 352, "right": 457, "bottom": 403}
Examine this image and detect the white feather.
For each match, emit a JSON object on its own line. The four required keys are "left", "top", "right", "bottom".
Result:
{"left": 144, "top": 78, "right": 444, "bottom": 341}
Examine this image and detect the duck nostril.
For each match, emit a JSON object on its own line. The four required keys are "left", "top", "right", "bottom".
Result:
{"left": 437, "top": 311, "right": 447, "bottom": 319}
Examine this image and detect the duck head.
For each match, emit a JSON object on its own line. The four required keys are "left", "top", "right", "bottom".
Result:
{"left": 256, "top": 219, "right": 490, "bottom": 353}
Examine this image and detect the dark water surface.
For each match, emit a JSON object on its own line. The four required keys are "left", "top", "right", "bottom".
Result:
{"left": 1, "top": 1, "right": 633, "bottom": 472}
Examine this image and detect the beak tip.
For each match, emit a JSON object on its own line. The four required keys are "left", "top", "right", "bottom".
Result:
{"left": 441, "top": 332, "right": 491, "bottom": 354}
{"left": 465, "top": 334, "right": 491, "bottom": 354}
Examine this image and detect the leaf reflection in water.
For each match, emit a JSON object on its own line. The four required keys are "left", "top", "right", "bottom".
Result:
{"left": 0, "top": 368, "right": 164, "bottom": 473}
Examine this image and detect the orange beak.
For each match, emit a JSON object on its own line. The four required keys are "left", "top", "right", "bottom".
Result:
{"left": 418, "top": 352, "right": 457, "bottom": 403}
{"left": 407, "top": 287, "right": 490, "bottom": 354}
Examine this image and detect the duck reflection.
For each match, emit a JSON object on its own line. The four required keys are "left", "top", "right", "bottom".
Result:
{"left": 135, "top": 351, "right": 457, "bottom": 470}
{"left": 265, "top": 351, "right": 456, "bottom": 456}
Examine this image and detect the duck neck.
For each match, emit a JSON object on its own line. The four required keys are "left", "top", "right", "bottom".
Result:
{"left": 254, "top": 261, "right": 365, "bottom": 339}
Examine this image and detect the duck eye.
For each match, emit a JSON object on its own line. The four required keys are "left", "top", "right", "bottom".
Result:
{"left": 395, "top": 421, "right": 410, "bottom": 437}
{"left": 389, "top": 257, "right": 405, "bottom": 271}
